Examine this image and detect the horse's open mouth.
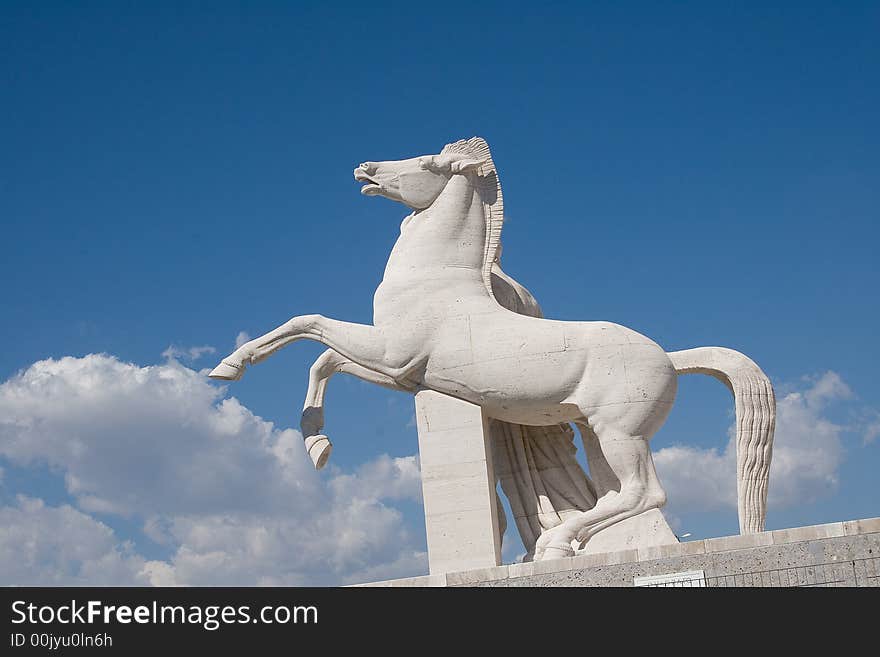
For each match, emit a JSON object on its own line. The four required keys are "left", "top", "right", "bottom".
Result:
{"left": 354, "top": 170, "right": 382, "bottom": 195}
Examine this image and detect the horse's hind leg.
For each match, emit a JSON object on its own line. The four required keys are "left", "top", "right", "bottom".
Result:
{"left": 579, "top": 423, "right": 621, "bottom": 499}
{"left": 533, "top": 404, "right": 671, "bottom": 561}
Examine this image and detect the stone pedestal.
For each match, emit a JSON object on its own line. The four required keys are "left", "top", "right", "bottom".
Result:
{"left": 579, "top": 508, "right": 678, "bottom": 555}
{"left": 356, "top": 517, "right": 880, "bottom": 587}
{"left": 414, "top": 390, "right": 502, "bottom": 575}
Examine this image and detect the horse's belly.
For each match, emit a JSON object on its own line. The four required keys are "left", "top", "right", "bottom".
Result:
{"left": 421, "top": 313, "right": 675, "bottom": 425}
{"left": 422, "top": 313, "right": 588, "bottom": 422}
{"left": 426, "top": 348, "right": 583, "bottom": 404}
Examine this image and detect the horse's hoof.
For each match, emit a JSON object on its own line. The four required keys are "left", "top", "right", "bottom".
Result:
{"left": 208, "top": 360, "right": 244, "bottom": 381}
{"left": 537, "top": 543, "right": 575, "bottom": 561}
{"left": 305, "top": 434, "right": 332, "bottom": 470}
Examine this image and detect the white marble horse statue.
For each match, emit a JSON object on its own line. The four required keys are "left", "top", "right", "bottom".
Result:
{"left": 210, "top": 137, "right": 776, "bottom": 560}
{"left": 299, "top": 258, "right": 600, "bottom": 561}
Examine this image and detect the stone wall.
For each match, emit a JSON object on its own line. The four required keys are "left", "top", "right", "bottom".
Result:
{"left": 357, "top": 517, "right": 880, "bottom": 587}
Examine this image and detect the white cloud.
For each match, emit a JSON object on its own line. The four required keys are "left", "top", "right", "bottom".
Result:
{"left": 653, "top": 444, "right": 733, "bottom": 515}
{"left": 0, "top": 354, "right": 426, "bottom": 585}
{"left": 161, "top": 345, "right": 216, "bottom": 362}
{"left": 328, "top": 454, "right": 422, "bottom": 504}
{"left": 0, "top": 495, "right": 162, "bottom": 585}
{"left": 654, "top": 371, "right": 852, "bottom": 520}
{"left": 802, "top": 371, "right": 852, "bottom": 408}
{"left": 5, "top": 354, "right": 870, "bottom": 584}
{"left": 860, "top": 409, "right": 880, "bottom": 445}
{"left": 234, "top": 331, "right": 251, "bottom": 349}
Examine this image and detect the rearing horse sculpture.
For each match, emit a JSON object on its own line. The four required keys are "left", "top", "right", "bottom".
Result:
{"left": 299, "top": 259, "right": 601, "bottom": 562}
{"left": 210, "top": 137, "right": 776, "bottom": 561}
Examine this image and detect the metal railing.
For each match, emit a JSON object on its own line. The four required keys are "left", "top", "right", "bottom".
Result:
{"left": 638, "top": 557, "right": 879, "bottom": 587}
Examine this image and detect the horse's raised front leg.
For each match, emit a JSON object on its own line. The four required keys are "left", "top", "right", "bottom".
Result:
{"left": 301, "top": 349, "right": 416, "bottom": 470}
{"left": 209, "top": 314, "right": 417, "bottom": 382}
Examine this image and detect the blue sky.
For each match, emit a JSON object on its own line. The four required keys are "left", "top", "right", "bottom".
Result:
{"left": 1, "top": 2, "right": 878, "bottom": 584}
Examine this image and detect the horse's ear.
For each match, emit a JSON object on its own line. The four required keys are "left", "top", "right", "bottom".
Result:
{"left": 449, "top": 157, "right": 487, "bottom": 175}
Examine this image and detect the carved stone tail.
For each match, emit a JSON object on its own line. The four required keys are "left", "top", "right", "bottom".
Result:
{"left": 667, "top": 347, "right": 776, "bottom": 533}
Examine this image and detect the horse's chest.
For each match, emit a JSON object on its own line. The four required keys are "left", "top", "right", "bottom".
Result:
{"left": 385, "top": 226, "right": 438, "bottom": 271}
{"left": 372, "top": 277, "right": 445, "bottom": 324}
{"left": 373, "top": 280, "right": 415, "bottom": 316}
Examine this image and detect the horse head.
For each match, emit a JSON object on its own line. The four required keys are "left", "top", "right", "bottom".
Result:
{"left": 355, "top": 137, "right": 505, "bottom": 298}
{"left": 354, "top": 148, "right": 488, "bottom": 210}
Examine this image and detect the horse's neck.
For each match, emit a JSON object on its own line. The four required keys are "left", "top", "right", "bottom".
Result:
{"left": 383, "top": 177, "right": 487, "bottom": 283}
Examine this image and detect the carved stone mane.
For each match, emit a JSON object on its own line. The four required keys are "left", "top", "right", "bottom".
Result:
{"left": 441, "top": 137, "right": 503, "bottom": 300}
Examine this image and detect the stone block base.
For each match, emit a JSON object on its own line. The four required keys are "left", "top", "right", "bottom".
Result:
{"left": 355, "top": 517, "right": 880, "bottom": 587}
{"left": 578, "top": 508, "right": 679, "bottom": 555}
